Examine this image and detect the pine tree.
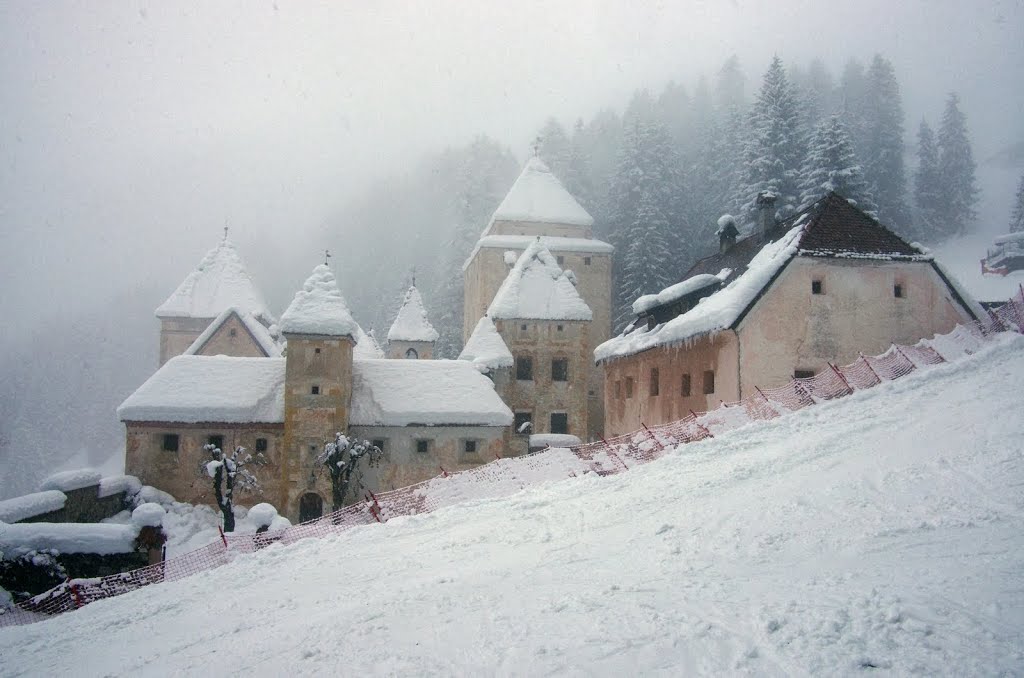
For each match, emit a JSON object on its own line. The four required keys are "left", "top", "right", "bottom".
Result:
{"left": 913, "top": 120, "right": 943, "bottom": 242}
{"left": 715, "top": 55, "right": 746, "bottom": 110}
{"left": 1009, "top": 173, "right": 1024, "bottom": 233}
{"left": 798, "top": 115, "right": 876, "bottom": 215}
{"left": 537, "top": 117, "right": 572, "bottom": 180}
{"left": 937, "top": 92, "right": 980, "bottom": 237}
{"left": 736, "top": 56, "right": 806, "bottom": 223}
{"left": 861, "top": 55, "right": 911, "bottom": 230}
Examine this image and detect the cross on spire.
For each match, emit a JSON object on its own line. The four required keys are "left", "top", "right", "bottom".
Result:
{"left": 324, "top": 248, "right": 331, "bottom": 266}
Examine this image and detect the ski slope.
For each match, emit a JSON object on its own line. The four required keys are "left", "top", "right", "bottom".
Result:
{"left": 3, "top": 336, "right": 1024, "bottom": 676}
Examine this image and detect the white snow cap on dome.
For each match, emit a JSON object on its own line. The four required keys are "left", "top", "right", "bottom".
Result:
{"left": 488, "top": 239, "right": 592, "bottom": 321}
{"left": 156, "top": 237, "right": 272, "bottom": 321}
{"left": 487, "top": 156, "right": 593, "bottom": 229}
{"left": 280, "top": 264, "right": 359, "bottom": 337}
{"left": 458, "top": 316, "right": 513, "bottom": 371}
{"left": 354, "top": 325, "right": 385, "bottom": 359}
{"left": 387, "top": 286, "right": 439, "bottom": 343}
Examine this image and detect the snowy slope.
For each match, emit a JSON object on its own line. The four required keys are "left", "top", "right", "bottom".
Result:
{"left": 3, "top": 337, "right": 1024, "bottom": 675}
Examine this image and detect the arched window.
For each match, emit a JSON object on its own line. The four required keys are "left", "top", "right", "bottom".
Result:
{"left": 298, "top": 493, "right": 323, "bottom": 523}
{"left": 405, "top": 348, "right": 418, "bottom": 359}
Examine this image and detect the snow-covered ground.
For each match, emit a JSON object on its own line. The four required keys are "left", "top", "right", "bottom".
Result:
{"left": 2, "top": 336, "right": 1023, "bottom": 675}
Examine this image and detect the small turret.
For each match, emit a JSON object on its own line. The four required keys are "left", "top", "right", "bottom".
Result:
{"left": 387, "top": 285, "right": 438, "bottom": 359}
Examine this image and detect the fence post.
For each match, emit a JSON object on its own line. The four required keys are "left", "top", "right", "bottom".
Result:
{"left": 439, "top": 466, "right": 448, "bottom": 478}
{"left": 828, "top": 362, "right": 854, "bottom": 394}
{"left": 218, "top": 525, "right": 228, "bottom": 548}
{"left": 68, "top": 580, "right": 84, "bottom": 610}
{"left": 641, "top": 422, "right": 665, "bottom": 451}
{"left": 689, "top": 410, "right": 714, "bottom": 439}
{"left": 858, "top": 353, "right": 882, "bottom": 384}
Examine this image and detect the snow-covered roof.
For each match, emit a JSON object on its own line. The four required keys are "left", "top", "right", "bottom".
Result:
{"left": 280, "top": 264, "right": 359, "bottom": 338}
{"left": 0, "top": 522, "right": 139, "bottom": 558}
{"left": 458, "top": 316, "right": 514, "bottom": 371}
{"left": 353, "top": 326, "right": 385, "bottom": 360}
{"left": 118, "top": 355, "right": 286, "bottom": 424}
{"left": 38, "top": 469, "right": 102, "bottom": 493}
{"left": 488, "top": 240, "right": 592, "bottom": 322}
{"left": 464, "top": 235, "right": 613, "bottom": 271}
{"left": 387, "top": 286, "right": 439, "bottom": 343}
{"left": 595, "top": 222, "right": 805, "bottom": 362}
{"left": 350, "top": 359, "right": 513, "bottom": 427}
{"left": 485, "top": 156, "right": 593, "bottom": 232}
{"left": 155, "top": 237, "right": 272, "bottom": 321}
{"left": 0, "top": 490, "right": 67, "bottom": 523}
{"left": 631, "top": 271, "right": 730, "bottom": 315}
{"left": 183, "top": 307, "right": 282, "bottom": 358}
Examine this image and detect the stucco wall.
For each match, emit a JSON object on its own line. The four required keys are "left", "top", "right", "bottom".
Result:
{"left": 737, "top": 257, "right": 974, "bottom": 393}
{"left": 158, "top": 316, "right": 212, "bottom": 366}
{"left": 601, "top": 332, "right": 740, "bottom": 436}
{"left": 488, "top": 219, "right": 590, "bottom": 239}
{"left": 386, "top": 339, "right": 434, "bottom": 360}
{"left": 191, "top": 313, "right": 269, "bottom": 358}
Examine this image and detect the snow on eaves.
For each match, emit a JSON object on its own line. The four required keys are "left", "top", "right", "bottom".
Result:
{"left": 38, "top": 469, "right": 102, "bottom": 493}
{"left": 0, "top": 491, "right": 67, "bottom": 523}
{"left": 486, "top": 156, "right": 593, "bottom": 231}
{"left": 279, "top": 264, "right": 359, "bottom": 338}
{"left": 463, "top": 235, "right": 613, "bottom": 271}
{"left": 353, "top": 325, "right": 385, "bottom": 359}
{"left": 155, "top": 238, "right": 272, "bottom": 321}
{"left": 488, "top": 240, "right": 592, "bottom": 322}
{"left": 0, "top": 522, "right": 139, "bottom": 558}
{"left": 117, "top": 355, "right": 286, "bottom": 424}
{"left": 596, "top": 222, "right": 805, "bottom": 363}
{"left": 350, "top": 359, "right": 512, "bottom": 427}
{"left": 458, "top": 316, "right": 514, "bottom": 371}
{"left": 631, "top": 271, "right": 730, "bottom": 315}
{"left": 183, "top": 307, "right": 282, "bottom": 358}
{"left": 387, "top": 286, "right": 439, "bottom": 343}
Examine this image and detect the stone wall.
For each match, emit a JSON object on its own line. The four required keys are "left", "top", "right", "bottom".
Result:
{"left": 191, "top": 313, "right": 269, "bottom": 358}
{"left": 158, "top": 316, "right": 213, "bottom": 366}
{"left": 488, "top": 219, "right": 590, "bottom": 239}
{"left": 386, "top": 339, "right": 434, "bottom": 360}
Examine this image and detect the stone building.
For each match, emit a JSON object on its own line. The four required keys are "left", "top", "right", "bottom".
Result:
{"left": 120, "top": 264, "right": 512, "bottom": 523}
{"left": 386, "top": 284, "right": 439, "bottom": 359}
{"left": 462, "top": 157, "right": 612, "bottom": 438}
{"left": 596, "top": 193, "right": 984, "bottom": 436}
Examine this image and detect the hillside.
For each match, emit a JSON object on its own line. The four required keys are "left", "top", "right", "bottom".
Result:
{"left": 2, "top": 335, "right": 1023, "bottom": 675}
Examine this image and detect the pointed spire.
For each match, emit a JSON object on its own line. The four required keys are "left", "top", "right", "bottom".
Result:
{"left": 458, "top": 315, "right": 513, "bottom": 371}
{"left": 387, "top": 285, "right": 439, "bottom": 342}
{"left": 279, "top": 264, "right": 358, "bottom": 337}
{"left": 486, "top": 156, "right": 593, "bottom": 231}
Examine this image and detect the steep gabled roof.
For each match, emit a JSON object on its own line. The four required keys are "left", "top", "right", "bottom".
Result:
{"left": 458, "top": 315, "right": 514, "bottom": 371}
{"left": 488, "top": 239, "right": 592, "bottom": 322}
{"left": 279, "top": 264, "right": 359, "bottom": 338}
{"left": 484, "top": 156, "right": 593, "bottom": 234}
{"left": 183, "top": 307, "right": 282, "bottom": 358}
{"left": 156, "top": 237, "right": 271, "bottom": 321}
{"left": 387, "top": 285, "right": 439, "bottom": 343}
{"left": 795, "top": 193, "right": 925, "bottom": 260}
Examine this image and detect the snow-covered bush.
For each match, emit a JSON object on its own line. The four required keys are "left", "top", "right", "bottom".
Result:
{"left": 317, "top": 433, "right": 383, "bottom": 512}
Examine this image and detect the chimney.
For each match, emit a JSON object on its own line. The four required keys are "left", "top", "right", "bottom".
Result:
{"left": 756, "top": 191, "right": 778, "bottom": 237}
{"left": 716, "top": 214, "right": 738, "bottom": 253}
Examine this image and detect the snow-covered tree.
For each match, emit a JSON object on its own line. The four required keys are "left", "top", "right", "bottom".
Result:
{"left": 715, "top": 55, "right": 746, "bottom": 110}
{"left": 937, "top": 92, "right": 980, "bottom": 236}
{"left": 861, "top": 55, "right": 911, "bottom": 230}
{"left": 798, "top": 115, "right": 876, "bottom": 215}
{"left": 735, "top": 56, "right": 806, "bottom": 223}
{"left": 203, "top": 444, "right": 264, "bottom": 532}
{"left": 913, "top": 120, "right": 944, "bottom": 242}
{"left": 537, "top": 118, "right": 572, "bottom": 180}
{"left": 317, "top": 432, "right": 383, "bottom": 512}
{"left": 1009, "top": 174, "right": 1024, "bottom": 233}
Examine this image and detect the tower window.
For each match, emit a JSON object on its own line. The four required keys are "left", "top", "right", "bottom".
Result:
{"left": 255, "top": 438, "right": 268, "bottom": 452}
{"left": 516, "top": 356, "right": 533, "bottom": 381}
{"left": 550, "top": 413, "right": 568, "bottom": 434}
{"left": 649, "top": 368, "right": 660, "bottom": 396}
{"left": 894, "top": 283, "right": 904, "bottom": 298}
{"left": 314, "top": 348, "right": 321, "bottom": 354}
{"left": 703, "top": 370, "right": 715, "bottom": 394}
{"left": 556, "top": 256, "right": 564, "bottom": 265}
{"left": 551, "top": 358, "right": 568, "bottom": 382}
{"left": 681, "top": 373, "right": 692, "bottom": 397}
{"left": 463, "top": 440, "right": 477, "bottom": 453}
{"left": 520, "top": 323, "right": 528, "bottom": 331}
{"left": 811, "top": 279, "right": 824, "bottom": 295}
{"left": 557, "top": 324, "right": 563, "bottom": 332}
{"left": 584, "top": 257, "right": 591, "bottom": 266}
{"left": 311, "top": 385, "right": 320, "bottom": 395}
{"left": 416, "top": 439, "right": 430, "bottom": 454}
{"left": 162, "top": 434, "right": 179, "bottom": 452}
{"left": 405, "top": 348, "right": 418, "bottom": 359}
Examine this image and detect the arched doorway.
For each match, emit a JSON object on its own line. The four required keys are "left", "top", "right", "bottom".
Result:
{"left": 298, "top": 492, "right": 323, "bottom": 523}
{"left": 405, "top": 347, "right": 418, "bottom": 359}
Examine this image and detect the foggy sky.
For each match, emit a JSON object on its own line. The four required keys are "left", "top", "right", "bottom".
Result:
{"left": 2, "top": 0, "right": 1022, "bottom": 333}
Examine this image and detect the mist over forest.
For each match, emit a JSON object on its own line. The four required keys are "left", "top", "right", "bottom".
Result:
{"left": 2, "top": 2, "right": 1022, "bottom": 498}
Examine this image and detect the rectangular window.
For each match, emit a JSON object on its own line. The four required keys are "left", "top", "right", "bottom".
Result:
{"left": 520, "top": 323, "right": 528, "bottom": 331}
{"left": 463, "top": 440, "right": 477, "bottom": 453}
{"left": 207, "top": 435, "right": 224, "bottom": 451}
{"left": 416, "top": 439, "right": 430, "bottom": 454}
{"left": 811, "top": 279, "right": 824, "bottom": 295}
{"left": 614, "top": 380, "right": 622, "bottom": 398}
{"left": 894, "top": 283, "right": 904, "bottom": 298}
{"left": 550, "top": 413, "right": 568, "bottom": 434}
{"left": 625, "top": 377, "right": 634, "bottom": 398}
{"left": 372, "top": 439, "right": 385, "bottom": 452}
{"left": 584, "top": 257, "right": 591, "bottom": 265}
{"left": 314, "top": 347, "right": 321, "bottom": 354}
{"left": 556, "top": 255, "right": 564, "bottom": 265}
{"left": 557, "top": 324, "right": 563, "bottom": 332}
{"left": 513, "top": 411, "right": 533, "bottom": 434}
{"left": 162, "top": 434, "right": 179, "bottom": 452}
{"left": 794, "top": 369, "right": 816, "bottom": 379}
{"left": 649, "top": 368, "right": 660, "bottom": 396}
{"left": 311, "top": 385, "right": 320, "bottom": 395}
{"left": 551, "top": 358, "right": 569, "bottom": 382}
{"left": 516, "top": 356, "right": 533, "bottom": 381}
{"left": 255, "top": 438, "right": 268, "bottom": 452}
{"left": 681, "top": 373, "right": 692, "bottom": 397}
{"left": 703, "top": 370, "right": 715, "bottom": 394}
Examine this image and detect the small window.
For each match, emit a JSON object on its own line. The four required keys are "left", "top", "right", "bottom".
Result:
{"left": 894, "top": 283, "right": 904, "bottom": 298}
{"left": 614, "top": 380, "right": 622, "bottom": 398}
{"left": 556, "top": 255, "right": 564, "bottom": 265}
{"left": 625, "top": 377, "right": 634, "bottom": 398}
{"left": 584, "top": 257, "right": 591, "bottom": 266}
{"left": 463, "top": 440, "right": 477, "bottom": 454}
{"left": 551, "top": 358, "right": 569, "bottom": 382}
{"left": 811, "top": 279, "right": 824, "bottom": 295}
{"left": 794, "top": 369, "right": 816, "bottom": 379}
{"left": 314, "top": 347, "right": 321, "bottom": 354}
{"left": 513, "top": 411, "right": 533, "bottom": 434}
{"left": 649, "top": 368, "right": 660, "bottom": 396}
{"left": 520, "top": 323, "right": 528, "bottom": 331}
{"left": 311, "top": 385, "right": 320, "bottom": 395}
{"left": 416, "top": 439, "right": 430, "bottom": 454}
{"left": 372, "top": 439, "right": 385, "bottom": 452}
{"left": 310, "top": 444, "right": 318, "bottom": 453}
{"left": 557, "top": 324, "right": 563, "bottom": 332}
{"left": 207, "top": 435, "right": 224, "bottom": 451}
{"left": 405, "top": 348, "right": 418, "bottom": 359}
{"left": 703, "top": 370, "right": 715, "bottom": 394}
{"left": 681, "top": 373, "right": 692, "bottom": 397}
{"left": 550, "top": 413, "right": 568, "bottom": 434}
{"left": 516, "top": 356, "right": 533, "bottom": 380}
{"left": 162, "top": 434, "right": 179, "bottom": 452}
{"left": 229, "top": 328, "right": 237, "bottom": 337}
{"left": 255, "top": 438, "right": 268, "bottom": 452}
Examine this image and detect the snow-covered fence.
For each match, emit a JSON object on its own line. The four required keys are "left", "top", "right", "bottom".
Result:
{"left": 3, "top": 297, "right": 1022, "bottom": 627}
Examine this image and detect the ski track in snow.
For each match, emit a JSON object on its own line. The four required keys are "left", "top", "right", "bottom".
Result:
{"left": 3, "top": 337, "right": 1024, "bottom": 676}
